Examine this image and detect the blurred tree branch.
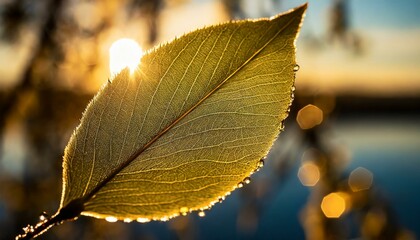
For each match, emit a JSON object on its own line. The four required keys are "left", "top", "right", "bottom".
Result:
{"left": 0, "top": 0, "right": 64, "bottom": 157}
{"left": 127, "top": 0, "right": 163, "bottom": 44}
{"left": 0, "top": 0, "right": 28, "bottom": 41}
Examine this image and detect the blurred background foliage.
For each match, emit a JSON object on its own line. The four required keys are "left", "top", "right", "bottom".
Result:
{"left": 1, "top": 0, "right": 419, "bottom": 239}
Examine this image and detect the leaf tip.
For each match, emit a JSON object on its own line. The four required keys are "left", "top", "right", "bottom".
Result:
{"left": 271, "top": 2, "right": 308, "bottom": 21}
{"left": 293, "top": 2, "right": 309, "bottom": 13}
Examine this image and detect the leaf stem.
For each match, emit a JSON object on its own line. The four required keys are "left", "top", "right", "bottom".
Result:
{"left": 15, "top": 198, "right": 84, "bottom": 240}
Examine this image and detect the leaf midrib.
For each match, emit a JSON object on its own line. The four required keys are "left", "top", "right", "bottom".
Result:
{"left": 80, "top": 14, "right": 297, "bottom": 205}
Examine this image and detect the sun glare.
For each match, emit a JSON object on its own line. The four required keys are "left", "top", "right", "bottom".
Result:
{"left": 109, "top": 38, "right": 143, "bottom": 76}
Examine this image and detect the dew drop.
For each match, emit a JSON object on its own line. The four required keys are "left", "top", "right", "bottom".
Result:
{"left": 123, "top": 218, "right": 133, "bottom": 223}
{"left": 198, "top": 211, "right": 206, "bottom": 217}
{"left": 209, "top": 200, "right": 219, "bottom": 207}
{"left": 237, "top": 182, "right": 244, "bottom": 188}
{"left": 105, "top": 216, "right": 118, "bottom": 222}
{"left": 39, "top": 212, "right": 49, "bottom": 222}
{"left": 23, "top": 225, "right": 33, "bottom": 233}
{"left": 280, "top": 122, "right": 285, "bottom": 130}
{"left": 293, "top": 64, "right": 300, "bottom": 72}
{"left": 218, "top": 196, "right": 225, "bottom": 203}
{"left": 255, "top": 159, "right": 262, "bottom": 170}
{"left": 243, "top": 177, "right": 251, "bottom": 184}
{"left": 180, "top": 207, "right": 189, "bottom": 216}
{"left": 160, "top": 216, "right": 169, "bottom": 221}
{"left": 258, "top": 159, "right": 265, "bottom": 168}
{"left": 137, "top": 217, "right": 151, "bottom": 223}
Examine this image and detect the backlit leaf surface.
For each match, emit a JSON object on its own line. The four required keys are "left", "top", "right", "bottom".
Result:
{"left": 61, "top": 4, "right": 306, "bottom": 221}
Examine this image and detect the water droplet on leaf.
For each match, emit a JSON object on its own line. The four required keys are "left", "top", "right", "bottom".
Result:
{"left": 137, "top": 217, "right": 150, "bottom": 223}
{"left": 123, "top": 218, "right": 133, "bottom": 223}
{"left": 258, "top": 159, "right": 265, "bottom": 168}
{"left": 198, "top": 211, "right": 206, "bottom": 217}
{"left": 105, "top": 216, "right": 118, "bottom": 222}
{"left": 39, "top": 212, "right": 49, "bottom": 222}
{"left": 293, "top": 64, "right": 300, "bottom": 72}
{"left": 180, "top": 207, "right": 189, "bottom": 216}
{"left": 23, "top": 225, "right": 31, "bottom": 233}
{"left": 243, "top": 177, "right": 251, "bottom": 184}
{"left": 237, "top": 182, "right": 244, "bottom": 188}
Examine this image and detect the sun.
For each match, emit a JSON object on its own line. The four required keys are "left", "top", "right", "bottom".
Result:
{"left": 109, "top": 38, "right": 143, "bottom": 76}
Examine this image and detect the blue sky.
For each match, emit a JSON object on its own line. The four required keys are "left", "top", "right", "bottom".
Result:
{"left": 281, "top": 0, "right": 420, "bottom": 29}
{"left": 276, "top": 0, "right": 420, "bottom": 95}
{"left": 350, "top": 0, "right": 420, "bottom": 29}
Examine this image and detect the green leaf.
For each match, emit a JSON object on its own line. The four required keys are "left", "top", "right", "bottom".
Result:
{"left": 61, "top": 4, "right": 306, "bottom": 222}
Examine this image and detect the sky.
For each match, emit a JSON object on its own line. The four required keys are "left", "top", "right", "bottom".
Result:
{"left": 279, "top": 0, "right": 420, "bottom": 95}
{"left": 111, "top": 0, "right": 420, "bottom": 96}
{"left": 349, "top": 0, "right": 420, "bottom": 29}
{"left": 156, "top": 0, "right": 420, "bottom": 96}
{"left": 1, "top": 0, "right": 420, "bottom": 95}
